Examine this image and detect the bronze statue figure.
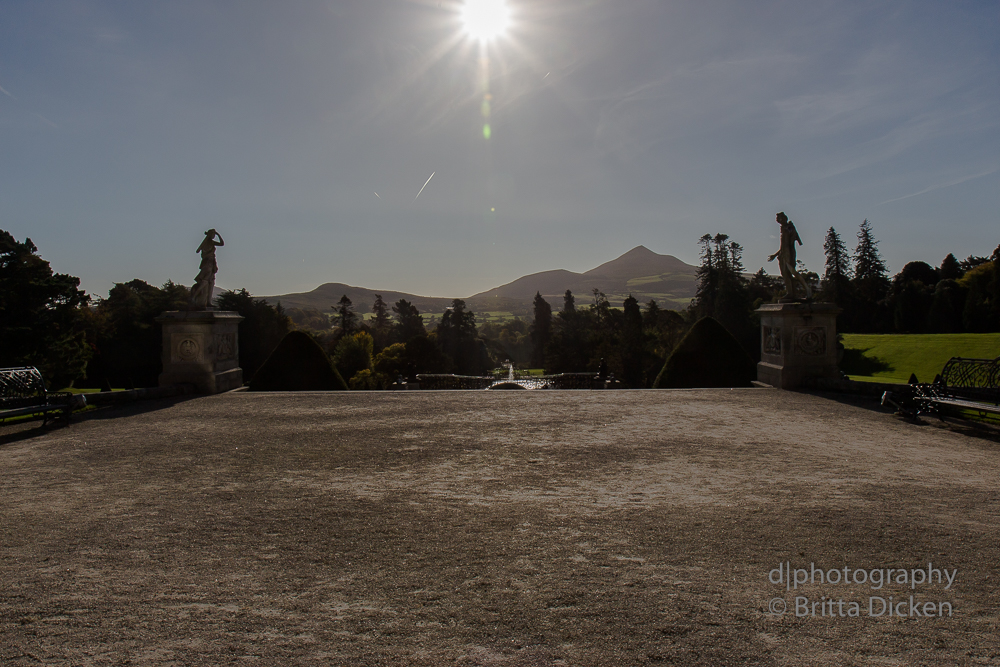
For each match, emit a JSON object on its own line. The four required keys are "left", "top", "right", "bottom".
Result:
{"left": 767, "top": 212, "right": 811, "bottom": 301}
{"left": 189, "top": 229, "right": 225, "bottom": 309}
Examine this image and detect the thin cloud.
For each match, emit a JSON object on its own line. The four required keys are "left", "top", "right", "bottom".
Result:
{"left": 0, "top": 83, "right": 15, "bottom": 99}
{"left": 34, "top": 113, "right": 58, "bottom": 128}
{"left": 879, "top": 168, "right": 998, "bottom": 205}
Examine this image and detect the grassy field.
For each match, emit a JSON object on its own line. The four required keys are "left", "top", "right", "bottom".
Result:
{"left": 841, "top": 333, "right": 1000, "bottom": 383}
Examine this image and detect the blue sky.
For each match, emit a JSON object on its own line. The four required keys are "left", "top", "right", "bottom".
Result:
{"left": 2, "top": 0, "right": 998, "bottom": 300}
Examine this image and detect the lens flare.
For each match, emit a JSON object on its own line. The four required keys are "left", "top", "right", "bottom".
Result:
{"left": 461, "top": 0, "right": 510, "bottom": 42}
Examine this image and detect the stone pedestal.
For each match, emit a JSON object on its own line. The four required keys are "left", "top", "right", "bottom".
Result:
{"left": 755, "top": 302, "right": 841, "bottom": 389}
{"left": 157, "top": 310, "right": 244, "bottom": 394}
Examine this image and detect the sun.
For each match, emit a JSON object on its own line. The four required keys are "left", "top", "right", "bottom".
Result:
{"left": 461, "top": 0, "right": 510, "bottom": 43}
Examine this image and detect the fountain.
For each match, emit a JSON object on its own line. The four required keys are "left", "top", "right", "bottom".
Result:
{"left": 486, "top": 361, "right": 547, "bottom": 390}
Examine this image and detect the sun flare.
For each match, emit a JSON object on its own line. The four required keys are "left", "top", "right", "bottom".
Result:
{"left": 461, "top": 0, "right": 510, "bottom": 42}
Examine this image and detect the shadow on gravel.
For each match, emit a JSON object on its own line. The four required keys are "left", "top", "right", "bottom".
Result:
{"left": 803, "top": 389, "right": 1000, "bottom": 446}
{"left": 0, "top": 394, "right": 200, "bottom": 447}
{"left": 798, "top": 389, "right": 888, "bottom": 412}
{"left": 74, "top": 394, "right": 200, "bottom": 422}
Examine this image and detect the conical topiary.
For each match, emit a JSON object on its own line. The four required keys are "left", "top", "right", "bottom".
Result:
{"left": 653, "top": 316, "right": 755, "bottom": 388}
{"left": 248, "top": 330, "right": 348, "bottom": 391}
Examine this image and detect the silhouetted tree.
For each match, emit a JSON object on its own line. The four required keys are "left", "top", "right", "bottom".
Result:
{"left": 83, "top": 279, "right": 189, "bottom": 389}
{"left": 821, "top": 227, "right": 851, "bottom": 306}
{"left": 436, "top": 299, "right": 487, "bottom": 375}
{"left": 888, "top": 263, "right": 937, "bottom": 333}
{"left": 563, "top": 290, "right": 575, "bottom": 314}
{"left": 248, "top": 330, "right": 347, "bottom": 391}
{"left": 371, "top": 294, "right": 391, "bottom": 352}
{"left": 392, "top": 298, "right": 426, "bottom": 341}
{"left": 482, "top": 318, "right": 531, "bottom": 367}
{"left": 334, "top": 294, "right": 357, "bottom": 335}
{"left": 849, "top": 219, "right": 890, "bottom": 332}
{"left": 214, "top": 288, "right": 291, "bottom": 381}
{"left": 690, "top": 233, "right": 755, "bottom": 356}
{"left": 925, "top": 279, "right": 967, "bottom": 333}
{"left": 333, "top": 331, "right": 374, "bottom": 384}
{"left": 529, "top": 292, "right": 552, "bottom": 369}
{"left": 0, "top": 229, "right": 91, "bottom": 389}
{"left": 959, "top": 246, "right": 1000, "bottom": 332}
{"left": 546, "top": 294, "right": 591, "bottom": 373}
{"left": 620, "top": 294, "right": 645, "bottom": 388}
{"left": 939, "top": 253, "right": 962, "bottom": 281}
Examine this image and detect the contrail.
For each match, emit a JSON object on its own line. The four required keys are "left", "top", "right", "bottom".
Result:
{"left": 373, "top": 192, "right": 380, "bottom": 199}
{"left": 414, "top": 171, "right": 435, "bottom": 200}
{"left": 0, "top": 83, "right": 14, "bottom": 99}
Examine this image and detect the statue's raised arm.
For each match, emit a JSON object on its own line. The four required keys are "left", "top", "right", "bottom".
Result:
{"left": 189, "top": 229, "right": 225, "bottom": 309}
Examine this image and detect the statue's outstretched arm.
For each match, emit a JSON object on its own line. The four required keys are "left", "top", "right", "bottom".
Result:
{"left": 216, "top": 233, "right": 225, "bottom": 246}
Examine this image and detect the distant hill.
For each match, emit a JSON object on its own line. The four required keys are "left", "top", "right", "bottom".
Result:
{"left": 261, "top": 246, "right": 699, "bottom": 316}
{"left": 468, "top": 246, "right": 698, "bottom": 310}
{"left": 260, "top": 283, "right": 454, "bottom": 315}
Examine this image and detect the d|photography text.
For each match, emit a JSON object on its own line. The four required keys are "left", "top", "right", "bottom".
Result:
{"left": 769, "top": 561, "right": 957, "bottom": 590}
{"left": 766, "top": 562, "right": 957, "bottom": 619}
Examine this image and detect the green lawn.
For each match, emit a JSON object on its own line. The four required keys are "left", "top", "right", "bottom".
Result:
{"left": 841, "top": 333, "right": 1000, "bottom": 384}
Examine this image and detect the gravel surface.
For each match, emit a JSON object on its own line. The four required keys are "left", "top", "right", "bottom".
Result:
{"left": 1, "top": 389, "right": 998, "bottom": 666}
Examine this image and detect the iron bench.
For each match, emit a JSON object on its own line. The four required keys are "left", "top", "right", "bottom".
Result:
{"left": 0, "top": 366, "right": 78, "bottom": 425}
{"left": 881, "top": 356, "right": 1000, "bottom": 421}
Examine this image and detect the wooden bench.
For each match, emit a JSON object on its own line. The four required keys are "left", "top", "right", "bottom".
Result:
{"left": 882, "top": 356, "right": 1000, "bottom": 421}
{"left": 0, "top": 367, "right": 78, "bottom": 426}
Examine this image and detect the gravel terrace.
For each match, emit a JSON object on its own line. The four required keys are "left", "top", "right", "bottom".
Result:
{"left": 1, "top": 389, "right": 998, "bottom": 666}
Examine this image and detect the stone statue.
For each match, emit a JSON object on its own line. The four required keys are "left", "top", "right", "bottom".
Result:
{"left": 189, "top": 229, "right": 225, "bottom": 309}
{"left": 767, "top": 212, "right": 811, "bottom": 301}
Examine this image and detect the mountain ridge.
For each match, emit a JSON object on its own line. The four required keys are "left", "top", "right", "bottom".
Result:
{"left": 261, "top": 246, "right": 699, "bottom": 315}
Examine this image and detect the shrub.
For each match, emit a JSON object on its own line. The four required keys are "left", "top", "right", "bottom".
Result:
{"left": 653, "top": 316, "right": 755, "bottom": 388}
{"left": 333, "top": 331, "right": 374, "bottom": 382}
{"left": 248, "top": 330, "right": 347, "bottom": 391}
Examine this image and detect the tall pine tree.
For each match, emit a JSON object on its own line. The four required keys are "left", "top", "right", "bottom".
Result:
{"left": 821, "top": 227, "right": 851, "bottom": 305}
{"left": 850, "top": 219, "right": 890, "bottom": 332}
{"left": 334, "top": 295, "right": 357, "bottom": 335}
{"left": 529, "top": 292, "right": 552, "bottom": 369}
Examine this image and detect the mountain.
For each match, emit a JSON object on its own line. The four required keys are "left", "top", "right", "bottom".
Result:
{"left": 261, "top": 246, "right": 699, "bottom": 316}
{"left": 468, "top": 246, "right": 698, "bottom": 309}
{"left": 260, "top": 283, "right": 454, "bottom": 314}
{"left": 583, "top": 245, "right": 693, "bottom": 280}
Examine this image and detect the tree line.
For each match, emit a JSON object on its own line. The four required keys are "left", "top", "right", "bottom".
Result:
{"left": 3, "top": 220, "right": 997, "bottom": 391}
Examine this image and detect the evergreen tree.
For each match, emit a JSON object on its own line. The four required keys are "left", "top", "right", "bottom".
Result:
{"left": 334, "top": 294, "right": 357, "bottom": 335}
{"left": 546, "top": 292, "right": 591, "bottom": 373}
{"left": 939, "top": 253, "right": 962, "bottom": 280}
{"left": 529, "top": 291, "right": 552, "bottom": 369}
{"left": 563, "top": 289, "right": 575, "bottom": 314}
{"left": 853, "top": 219, "right": 888, "bottom": 282}
{"left": 850, "top": 219, "right": 890, "bottom": 332}
{"left": 620, "top": 294, "right": 645, "bottom": 388}
{"left": 821, "top": 227, "right": 851, "bottom": 305}
{"left": 371, "top": 294, "right": 391, "bottom": 352}
{"left": 690, "top": 232, "right": 755, "bottom": 355}
{"left": 392, "top": 298, "right": 426, "bottom": 341}
{"left": 436, "top": 299, "right": 486, "bottom": 374}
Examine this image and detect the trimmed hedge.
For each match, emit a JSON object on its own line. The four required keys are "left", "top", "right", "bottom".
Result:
{"left": 248, "top": 330, "right": 348, "bottom": 391}
{"left": 654, "top": 316, "right": 755, "bottom": 388}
